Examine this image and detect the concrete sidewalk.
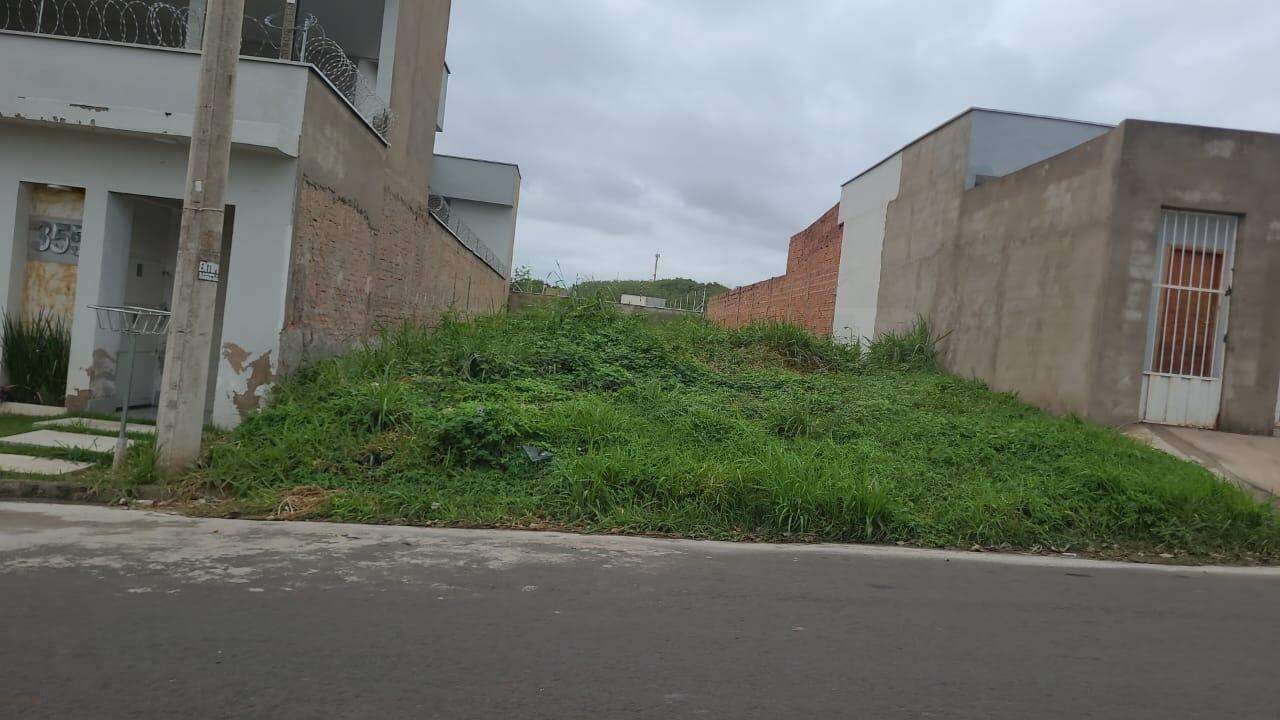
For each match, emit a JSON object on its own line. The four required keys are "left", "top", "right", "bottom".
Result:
{"left": 1127, "top": 424, "right": 1280, "bottom": 501}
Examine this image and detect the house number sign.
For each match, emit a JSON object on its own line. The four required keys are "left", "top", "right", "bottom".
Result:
{"left": 29, "top": 217, "right": 82, "bottom": 265}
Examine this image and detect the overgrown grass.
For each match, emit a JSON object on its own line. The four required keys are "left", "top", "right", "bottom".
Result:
{"left": 2, "top": 311, "right": 71, "bottom": 406}
{"left": 193, "top": 300, "right": 1280, "bottom": 561}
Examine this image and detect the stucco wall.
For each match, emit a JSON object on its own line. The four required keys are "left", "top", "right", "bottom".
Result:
{"left": 876, "top": 115, "right": 1128, "bottom": 419}
{"left": 875, "top": 114, "right": 972, "bottom": 336}
{"left": 1093, "top": 121, "right": 1280, "bottom": 434}
{"left": 0, "top": 122, "right": 298, "bottom": 427}
{"left": 870, "top": 114, "right": 1280, "bottom": 433}
{"left": 708, "top": 204, "right": 842, "bottom": 336}
{"left": 953, "top": 131, "right": 1123, "bottom": 417}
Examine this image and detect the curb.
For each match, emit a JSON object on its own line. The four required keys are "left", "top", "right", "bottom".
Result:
{"left": 0, "top": 479, "right": 171, "bottom": 502}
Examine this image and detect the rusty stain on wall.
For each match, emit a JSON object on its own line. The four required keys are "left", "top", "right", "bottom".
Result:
{"left": 23, "top": 185, "right": 84, "bottom": 319}
{"left": 22, "top": 262, "right": 77, "bottom": 318}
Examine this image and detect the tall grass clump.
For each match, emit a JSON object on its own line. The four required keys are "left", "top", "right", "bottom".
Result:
{"left": 864, "top": 315, "right": 947, "bottom": 372}
{"left": 2, "top": 311, "right": 71, "bottom": 405}
{"left": 198, "top": 300, "right": 1280, "bottom": 562}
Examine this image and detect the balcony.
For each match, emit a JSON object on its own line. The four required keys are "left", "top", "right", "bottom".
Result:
{"left": 0, "top": 0, "right": 395, "bottom": 140}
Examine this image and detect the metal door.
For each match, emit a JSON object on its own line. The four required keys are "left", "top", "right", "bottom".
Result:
{"left": 1140, "top": 210, "right": 1238, "bottom": 428}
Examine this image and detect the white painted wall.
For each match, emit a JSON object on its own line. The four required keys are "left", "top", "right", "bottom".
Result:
{"left": 0, "top": 123, "right": 299, "bottom": 427}
{"left": 445, "top": 199, "right": 518, "bottom": 276}
{"left": 431, "top": 155, "right": 520, "bottom": 206}
{"left": 0, "top": 32, "right": 309, "bottom": 156}
{"left": 832, "top": 153, "right": 902, "bottom": 345}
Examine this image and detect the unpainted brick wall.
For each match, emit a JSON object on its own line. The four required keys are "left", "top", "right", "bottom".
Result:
{"left": 283, "top": 180, "right": 507, "bottom": 362}
{"left": 707, "top": 204, "right": 842, "bottom": 336}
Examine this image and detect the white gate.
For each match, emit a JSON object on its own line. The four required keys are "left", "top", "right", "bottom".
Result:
{"left": 1140, "top": 209, "right": 1238, "bottom": 428}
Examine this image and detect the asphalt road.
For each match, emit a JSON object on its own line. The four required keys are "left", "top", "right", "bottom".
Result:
{"left": 2, "top": 502, "right": 1278, "bottom": 720}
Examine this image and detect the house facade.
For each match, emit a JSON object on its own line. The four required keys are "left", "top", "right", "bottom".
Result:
{"left": 711, "top": 109, "right": 1280, "bottom": 435}
{"left": 0, "top": 0, "right": 520, "bottom": 428}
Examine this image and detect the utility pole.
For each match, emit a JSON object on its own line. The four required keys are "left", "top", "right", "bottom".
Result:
{"left": 184, "top": 0, "right": 206, "bottom": 50}
{"left": 156, "top": 0, "right": 246, "bottom": 476}
{"left": 652, "top": 253, "right": 660, "bottom": 283}
{"left": 278, "top": 0, "right": 297, "bottom": 60}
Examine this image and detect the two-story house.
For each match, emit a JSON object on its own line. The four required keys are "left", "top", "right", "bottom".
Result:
{"left": 0, "top": 0, "right": 520, "bottom": 427}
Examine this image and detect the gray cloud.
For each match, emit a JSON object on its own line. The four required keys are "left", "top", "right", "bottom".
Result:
{"left": 434, "top": 0, "right": 1280, "bottom": 287}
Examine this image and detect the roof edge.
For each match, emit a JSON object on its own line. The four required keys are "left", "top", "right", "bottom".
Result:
{"left": 434, "top": 153, "right": 521, "bottom": 176}
{"left": 840, "top": 107, "right": 1115, "bottom": 188}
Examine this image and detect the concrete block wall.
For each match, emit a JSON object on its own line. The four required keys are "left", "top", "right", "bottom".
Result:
{"left": 708, "top": 204, "right": 842, "bottom": 336}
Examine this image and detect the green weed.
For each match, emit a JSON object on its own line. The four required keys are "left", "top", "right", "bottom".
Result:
{"left": 194, "top": 299, "right": 1280, "bottom": 561}
{"left": 2, "top": 311, "right": 71, "bottom": 405}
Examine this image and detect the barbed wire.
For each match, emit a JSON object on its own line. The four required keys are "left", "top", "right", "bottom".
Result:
{"left": 2, "top": 0, "right": 393, "bottom": 135}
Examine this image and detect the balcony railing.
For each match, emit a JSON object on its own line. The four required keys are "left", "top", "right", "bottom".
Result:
{"left": 428, "top": 195, "right": 510, "bottom": 279}
{"left": 1, "top": 0, "right": 391, "bottom": 135}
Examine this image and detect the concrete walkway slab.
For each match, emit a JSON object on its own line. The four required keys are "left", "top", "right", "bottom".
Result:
{"left": 0, "top": 430, "right": 123, "bottom": 454}
{"left": 34, "top": 418, "right": 156, "bottom": 435}
{"left": 1128, "top": 424, "right": 1280, "bottom": 500}
{"left": 0, "top": 402, "right": 64, "bottom": 418}
{"left": 0, "top": 454, "right": 94, "bottom": 476}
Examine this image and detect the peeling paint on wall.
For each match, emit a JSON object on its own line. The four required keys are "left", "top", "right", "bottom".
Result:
{"left": 221, "top": 343, "right": 252, "bottom": 375}
{"left": 65, "top": 388, "right": 93, "bottom": 413}
{"left": 84, "top": 348, "right": 117, "bottom": 404}
{"left": 223, "top": 343, "right": 276, "bottom": 419}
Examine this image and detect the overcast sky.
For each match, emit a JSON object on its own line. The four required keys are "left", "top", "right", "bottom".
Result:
{"left": 433, "top": 1, "right": 1280, "bottom": 288}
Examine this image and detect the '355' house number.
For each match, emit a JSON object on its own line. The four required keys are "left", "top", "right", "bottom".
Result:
{"left": 29, "top": 217, "right": 82, "bottom": 265}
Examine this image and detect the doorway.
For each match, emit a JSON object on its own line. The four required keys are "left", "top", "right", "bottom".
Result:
{"left": 113, "top": 194, "right": 233, "bottom": 421}
{"left": 1140, "top": 209, "right": 1238, "bottom": 428}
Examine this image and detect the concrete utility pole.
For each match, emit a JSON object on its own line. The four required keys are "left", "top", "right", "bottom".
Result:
{"left": 156, "top": 0, "right": 246, "bottom": 476}
{"left": 184, "top": 0, "right": 206, "bottom": 50}
{"left": 278, "top": 0, "right": 298, "bottom": 60}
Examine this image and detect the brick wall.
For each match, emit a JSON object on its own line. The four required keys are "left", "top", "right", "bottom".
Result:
{"left": 707, "top": 204, "right": 842, "bottom": 336}
{"left": 282, "top": 179, "right": 507, "bottom": 364}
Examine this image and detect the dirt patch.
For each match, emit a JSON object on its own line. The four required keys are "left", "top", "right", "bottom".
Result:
{"left": 268, "top": 486, "right": 336, "bottom": 521}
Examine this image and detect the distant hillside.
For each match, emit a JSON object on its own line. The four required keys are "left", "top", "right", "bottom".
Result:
{"left": 573, "top": 278, "right": 730, "bottom": 304}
